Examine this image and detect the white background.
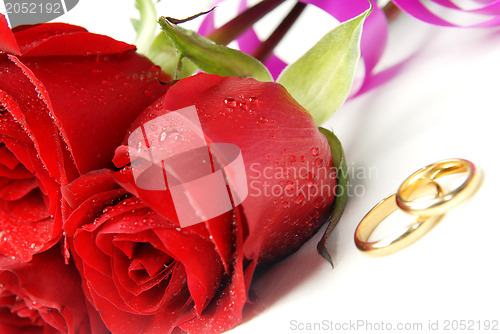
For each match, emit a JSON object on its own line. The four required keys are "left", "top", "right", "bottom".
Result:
{"left": 2, "top": 1, "right": 499, "bottom": 333}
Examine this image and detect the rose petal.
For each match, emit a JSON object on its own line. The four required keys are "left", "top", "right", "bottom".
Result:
{"left": 0, "top": 247, "right": 90, "bottom": 333}
{"left": 129, "top": 73, "right": 335, "bottom": 263}
{"left": 19, "top": 54, "right": 168, "bottom": 175}
{"left": 0, "top": 15, "right": 21, "bottom": 55}
{"left": 180, "top": 205, "right": 251, "bottom": 333}
{"left": 12, "top": 22, "right": 87, "bottom": 54}
{"left": 21, "top": 31, "right": 136, "bottom": 57}
{"left": 1, "top": 55, "right": 65, "bottom": 183}
{"left": 0, "top": 178, "right": 38, "bottom": 201}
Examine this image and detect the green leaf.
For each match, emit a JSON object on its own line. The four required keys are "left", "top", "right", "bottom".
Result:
{"left": 317, "top": 127, "right": 349, "bottom": 267}
{"left": 158, "top": 17, "right": 273, "bottom": 82}
{"left": 133, "top": 0, "right": 158, "bottom": 54}
{"left": 277, "top": 7, "right": 371, "bottom": 125}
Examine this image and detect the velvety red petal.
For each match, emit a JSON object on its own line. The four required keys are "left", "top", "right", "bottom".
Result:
{"left": 61, "top": 169, "right": 120, "bottom": 210}
{"left": 179, "top": 205, "right": 249, "bottom": 333}
{"left": 113, "top": 167, "right": 180, "bottom": 225}
{"left": 154, "top": 228, "right": 224, "bottom": 315}
{"left": 19, "top": 53, "right": 168, "bottom": 175}
{"left": 21, "top": 31, "right": 135, "bottom": 57}
{"left": 0, "top": 145, "right": 21, "bottom": 169}
{"left": 0, "top": 15, "right": 21, "bottom": 55}
{"left": 150, "top": 73, "right": 335, "bottom": 264}
{"left": 203, "top": 211, "right": 234, "bottom": 274}
{"left": 62, "top": 187, "right": 127, "bottom": 238}
{"left": 12, "top": 22, "right": 87, "bottom": 54}
{"left": 85, "top": 288, "right": 195, "bottom": 334}
{"left": 0, "top": 246, "right": 90, "bottom": 333}
{"left": 0, "top": 192, "right": 56, "bottom": 262}
{"left": 0, "top": 178, "right": 38, "bottom": 201}
{"left": 0, "top": 56, "right": 65, "bottom": 183}
{"left": 0, "top": 162, "right": 33, "bottom": 179}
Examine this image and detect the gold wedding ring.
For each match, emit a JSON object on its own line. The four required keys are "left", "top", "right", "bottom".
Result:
{"left": 355, "top": 182, "right": 444, "bottom": 256}
{"left": 355, "top": 159, "right": 481, "bottom": 256}
{"left": 396, "top": 159, "right": 481, "bottom": 216}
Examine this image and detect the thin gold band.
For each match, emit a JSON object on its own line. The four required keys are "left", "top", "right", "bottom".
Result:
{"left": 355, "top": 182, "right": 444, "bottom": 256}
{"left": 396, "top": 159, "right": 481, "bottom": 216}
{"left": 354, "top": 159, "right": 481, "bottom": 256}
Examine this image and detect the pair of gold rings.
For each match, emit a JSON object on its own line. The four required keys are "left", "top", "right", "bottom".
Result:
{"left": 354, "top": 158, "right": 481, "bottom": 256}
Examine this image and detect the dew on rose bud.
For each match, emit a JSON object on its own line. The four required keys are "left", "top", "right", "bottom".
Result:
{"left": 311, "top": 147, "right": 320, "bottom": 156}
{"left": 306, "top": 172, "right": 315, "bottom": 187}
{"left": 295, "top": 193, "right": 305, "bottom": 205}
{"left": 314, "top": 197, "right": 326, "bottom": 208}
{"left": 238, "top": 102, "right": 248, "bottom": 111}
{"left": 223, "top": 98, "right": 237, "bottom": 108}
{"left": 314, "top": 158, "right": 324, "bottom": 167}
{"left": 143, "top": 89, "right": 152, "bottom": 97}
{"left": 101, "top": 80, "right": 110, "bottom": 86}
{"left": 159, "top": 131, "right": 167, "bottom": 142}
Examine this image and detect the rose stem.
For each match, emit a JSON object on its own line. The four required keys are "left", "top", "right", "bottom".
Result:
{"left": 206, "top": 0, "right": 286, "bottom": 45}
{"left": 252, "top": 2, "right": 307, "bottom": 63}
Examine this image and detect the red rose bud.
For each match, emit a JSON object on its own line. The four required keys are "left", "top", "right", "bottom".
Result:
{"left": 0, "top": 15, "right": 169, "bottom": 261}
{"left": 62, "top": 73, "right": 336, "bottom": 333}
{"left": 0, "top": 246, "right": 106, "bottom": 334}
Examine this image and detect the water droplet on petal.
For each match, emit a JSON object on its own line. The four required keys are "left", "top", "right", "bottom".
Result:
{"left": 159, "top": 131, "right": 167, "bottom": 142}
{"left": 224, "top": 98, "right": 237, "bottom": 108}
{"left": 311, "top": 147, "right": 320, "bottom": 156}
{"left": 307, "top": 172, "right": 315, "bottom": 187}
{"left": 285, "top": 181, "right": 294, "bottom": 191}
{"left": 239, "top": 102, "right": 248, "bottom": 111}
{"left": 314, "top": 158, "right": 323, "bottom": 167}
{"left": 315, "top": 197, "right": 326, "bottom": 208}
{"left": 295, "top": 193, "right": 305, "bottom": 205}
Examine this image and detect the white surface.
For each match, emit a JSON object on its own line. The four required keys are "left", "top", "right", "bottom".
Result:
{"left": 2, "top": 1, "right": 499, "bottom": 333}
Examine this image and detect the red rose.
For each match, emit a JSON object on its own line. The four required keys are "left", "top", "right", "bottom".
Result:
{"left": 0, "top": 245, "right": 106, "bottom": 333}
{"left": 0, "top": 15, "right": 168, "bottom": 261}
{"left": 63, "top": 73, "right": 336, "bottom": 333}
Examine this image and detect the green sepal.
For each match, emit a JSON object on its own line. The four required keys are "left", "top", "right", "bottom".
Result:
{"left": 277, "top": 7, "right": 371, "bottom": 125}
{"left": 158, "top": 17, "right": 273, "bottom": 82}
{"left": 147, "top": 33, "right": 198, "bottom": 79}
{"left": 317, "top": 127, "right": 349, "bottom": 267}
